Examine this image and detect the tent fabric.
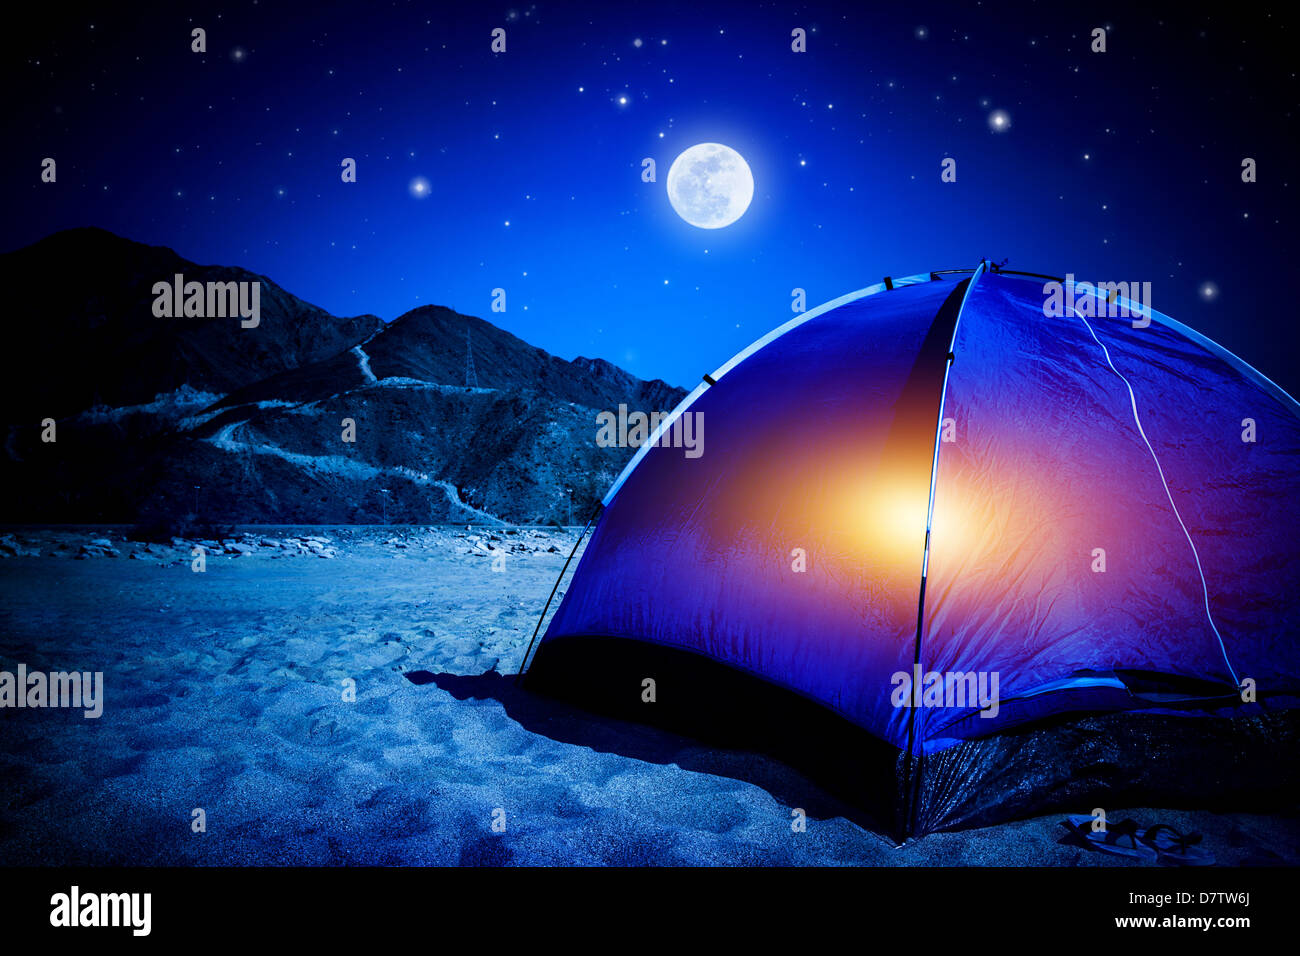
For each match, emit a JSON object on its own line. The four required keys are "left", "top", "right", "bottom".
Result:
{"left": 528, "top": 266, "right": 1300, "bottom": 828}
{"left": 543, "top": 277, "right": 967, "bottom": 751}
{"left": 917, "top": 274, "right": 1268, "bottom": 750}
{"left": 1072, "top": 294, "right": 1300, "bottom": 700}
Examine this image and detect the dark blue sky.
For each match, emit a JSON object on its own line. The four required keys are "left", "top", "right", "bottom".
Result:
{"left": 6, "top": 1, "right": 1298, "bottom": 393}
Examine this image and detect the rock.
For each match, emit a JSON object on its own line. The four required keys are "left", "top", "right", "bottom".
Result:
{"left": 78, "top": 543, "right": 119, "bottom": 558}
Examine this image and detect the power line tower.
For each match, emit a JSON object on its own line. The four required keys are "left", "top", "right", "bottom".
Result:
{"left": 465, "top": 326, "right": 479, "bottom": 388}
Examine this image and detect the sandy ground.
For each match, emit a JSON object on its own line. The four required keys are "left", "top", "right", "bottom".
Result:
{"left": 0, "top": 527, "right": 1296, "bottom": 866}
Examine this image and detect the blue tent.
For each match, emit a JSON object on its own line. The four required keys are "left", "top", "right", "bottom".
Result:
{"left": 525, "top": 264, "right": 1300, "bottom": 834}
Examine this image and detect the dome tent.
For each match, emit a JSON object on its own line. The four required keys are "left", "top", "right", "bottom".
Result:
{"left": 522, "top": 263, "right": 1300, "bottom": 836}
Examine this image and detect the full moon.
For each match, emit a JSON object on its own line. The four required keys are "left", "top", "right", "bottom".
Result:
{"left": 666, "top": 143, "right": 754, "bottom": 229}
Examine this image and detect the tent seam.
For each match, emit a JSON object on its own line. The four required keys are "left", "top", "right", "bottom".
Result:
{"left": 1072, "top": 307, "right": 1241, "bottom": 688}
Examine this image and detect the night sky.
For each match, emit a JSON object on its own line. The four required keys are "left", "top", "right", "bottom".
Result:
{"left": 5, "top": 1, "right": 1298, "bottom": 395}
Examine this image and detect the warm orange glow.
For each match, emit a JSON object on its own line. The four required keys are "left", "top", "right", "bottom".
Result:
{"left": 846, "top": 474, "right": 932, "bottom": 568}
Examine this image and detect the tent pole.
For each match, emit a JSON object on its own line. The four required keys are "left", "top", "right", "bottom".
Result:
{"left": 901, "top": 260, "right": 989, "bottom": 838}
{"left": 515, "top": 500, "right": 604, "bottom": 681}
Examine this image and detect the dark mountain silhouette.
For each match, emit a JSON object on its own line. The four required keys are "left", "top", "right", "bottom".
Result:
{"left": 0, "top": 227, "right": 383, "bottom": 422}
{"left": 1, "top": 229, "right": 686, "bottom": 525}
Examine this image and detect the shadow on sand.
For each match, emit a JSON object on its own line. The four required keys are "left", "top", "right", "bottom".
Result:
{"left": 416, "top": 667, "right": 896, "bottom": 842}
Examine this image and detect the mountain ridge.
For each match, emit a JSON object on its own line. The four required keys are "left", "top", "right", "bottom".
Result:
{"left": 2, "top": 228, "right": 687, "bottom": 525}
